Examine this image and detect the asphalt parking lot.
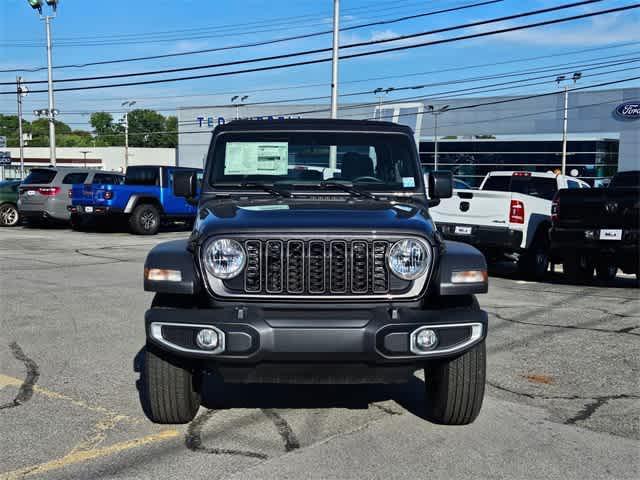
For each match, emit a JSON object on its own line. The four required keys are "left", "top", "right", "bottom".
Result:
{"left": 0, "top": 226, "right": 638, "bottom": 480}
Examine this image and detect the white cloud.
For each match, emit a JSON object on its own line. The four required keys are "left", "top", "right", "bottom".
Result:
{"left": 171, "top": 40, "right": 210, "bottom": 54}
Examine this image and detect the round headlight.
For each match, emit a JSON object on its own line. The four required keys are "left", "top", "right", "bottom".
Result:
{"left": 388, "top": 239, "right": 429, "bottom": 280}
{"left": 203, "top": 238, "right": 246, "bottom": 279}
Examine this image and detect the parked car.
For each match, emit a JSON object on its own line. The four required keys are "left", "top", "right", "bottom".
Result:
{"left": 69, "top": 165, "right": 202, "bottom": 235}
{"left": 0, "top": 180, "right": 21, "bottom": 227}
{"left": 139, "top": 119, "right": 489, "bottom": 426}
{"left": 17, "top": 167, "right": 95, "bottom": 224}
{"left": 430, "top": 171, "right": 590, "bottom": 280}
{"left": 550, "top": 170, "right": 640, "bottom": 282}
{"left": 67, "top": 170, "right": 124, "bottom": 229}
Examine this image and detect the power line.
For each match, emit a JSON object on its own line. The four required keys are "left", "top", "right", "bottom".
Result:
{"left": 9, "top": 0, "right": 604, "bottom": 86}
{"left": 2, "top": 2, "right": 634, "bottom": 96}
{"left": 5, "top": 54, "right": 635, "bottom": 116}
{"left": 27, "top": 42, "right": 639, "bottom": 103}
{"left": 4, "top": 0, "right": 435, "bottom": 46}
{"left": 1, "top": 1, "right": 502, "bottom": 73}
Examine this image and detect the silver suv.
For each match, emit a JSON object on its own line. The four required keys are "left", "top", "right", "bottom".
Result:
{"left": 18, "top": 167, "right": 96, "bottom": 223}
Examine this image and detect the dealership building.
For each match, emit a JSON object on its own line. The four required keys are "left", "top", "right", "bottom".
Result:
{"left": 178, "top": 87, "right": 639, "bottom": 187}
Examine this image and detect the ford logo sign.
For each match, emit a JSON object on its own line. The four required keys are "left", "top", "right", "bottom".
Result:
{"left": 613, "top": 102, "right": 640, "bottom": 121}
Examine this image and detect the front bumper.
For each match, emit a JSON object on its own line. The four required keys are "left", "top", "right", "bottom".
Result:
{"left": 437, "top": 223, "right": 523, "bottom": 252}
{"left": 145, "top": 305, "right": 487, "bottom": 365}
{"left": 550, "top": 227, "right": 639, "bottom": 271}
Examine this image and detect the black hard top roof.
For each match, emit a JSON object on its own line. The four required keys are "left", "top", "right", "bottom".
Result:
{"left": 126, "top": 165, "right": 202, "bottom": 171}
{"left": 213, "top": 118, "right": 414, "bottom": 135}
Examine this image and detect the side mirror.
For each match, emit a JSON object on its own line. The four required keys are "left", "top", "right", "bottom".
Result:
{"left": 428, "top": 171, "right": 453, "bottom": 200}
{"left": 173, "top": 171, "right": 197, "bottom": 198}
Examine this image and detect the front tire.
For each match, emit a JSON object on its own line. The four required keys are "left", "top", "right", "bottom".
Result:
{"left": 596, "top": 261, "right": 617, "bottom": 281}
{"left": 563, "top": 254, "right": 594, "bottom": 283}
{"left": 140, "top": 347, "right": 200, "bottom": 424}
{"left": 424, "top": 340, "right": 486, "bottom": 425}
{"left": 0, "top": 203, "right": 19, "bottom": 227}
{"left": 129, "top": 204, "right": 160, "bottom": 235}
{"left": 518, "top": 243, "right": 549, "bottom": 281}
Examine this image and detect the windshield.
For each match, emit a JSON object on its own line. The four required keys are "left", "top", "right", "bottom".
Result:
{"left": 208, "top": 131, "right": 421, "bottom": 191}
{"left": 610, "top": 171, "right": 640, "bottom": 188}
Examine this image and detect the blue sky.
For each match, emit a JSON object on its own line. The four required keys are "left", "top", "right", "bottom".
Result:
{"left": 0, "top": 0, "right": 638, "bottom": 130}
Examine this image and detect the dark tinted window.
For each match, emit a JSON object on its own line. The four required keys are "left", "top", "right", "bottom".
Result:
{"left": 526, "top": 178, "right": 557, "bottom": 200}
{"left": 93, "top": 173, "right": 123, "bottom": 185}
{"left": 62, "top": 173, "right": 88, "bottom": 185}
{"left": 567, "top": 180, "right": 580, "bottom": 189}
{"left": 23, "top": 169, "right": 57, "bottom": 184}
{"left": 482, "top": 176, "right": 510, "bottom": 191}
{"left": 125, "top": 167, "right": 159, "bottom": 186}
{"left": 610, "top": 171, "right": 640, "bottom": 188}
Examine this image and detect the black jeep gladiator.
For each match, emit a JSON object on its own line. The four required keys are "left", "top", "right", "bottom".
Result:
{"left": 550, "top": 170, "right": 640, "bottom": 282}
{"left": 140, "top": 119, "right": 489, "bottom": 425}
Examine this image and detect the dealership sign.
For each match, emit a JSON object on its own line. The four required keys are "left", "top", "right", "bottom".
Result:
{"left": 613, "top": 102, "right": 640, "bottom": 121}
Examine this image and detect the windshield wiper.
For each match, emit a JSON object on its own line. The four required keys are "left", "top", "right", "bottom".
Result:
{"left": 239, "top": 182, "right": 291, "bottom": 198}
{"left": 319, "top": 180, "right": 377, "bottom": 200}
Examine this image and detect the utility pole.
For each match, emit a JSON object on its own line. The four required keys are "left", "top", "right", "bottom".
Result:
{"left": 330, "top": 0, "right": 340, "bottom": 119}
{"left": 121, "top": 101, "right": 136, "bottom": 170}
{"left": 80, "top": 150, "right": 91, "bottom": 168}
{"left": 556, "top": 72, "right": 581, "bottom": 175}
{"left": 329, "top": 0, "right": 340, "bottom": 170}
{"left": 16, "top": 77, "right": 27, "bottom": 179}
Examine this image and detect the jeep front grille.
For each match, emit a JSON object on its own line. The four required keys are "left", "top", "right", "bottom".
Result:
{"left": 204, "top": 235, "right": 432, "bottom": 300}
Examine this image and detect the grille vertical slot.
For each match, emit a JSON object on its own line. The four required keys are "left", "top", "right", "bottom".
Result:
{"left": 330, "top": 241, "right": 347, "bottom": 293}
{"left": 265, "top": 240, "right": 284, "bottom": 293}
{"left": 244, "top": 240, "right": 262, "bottom": 292}
{"left": 372, "top": 241, "right": 389, "bottom": 292}
{"left": 351, "top": 241, "right": 369, "bottom": 293}
{"left": 308, "top": 241, "right": 326, "bottom": 293}
{"left": 286, "top": 240, "right": 304, "bottom": 293}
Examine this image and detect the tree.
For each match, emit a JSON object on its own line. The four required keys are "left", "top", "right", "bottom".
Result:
{"left": 128, "top": 109, "right": 166, "bottom": 148}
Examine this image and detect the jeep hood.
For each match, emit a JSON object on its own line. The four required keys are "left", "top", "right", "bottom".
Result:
{"left": 193, "top": 198, "right": 435, "bottom": 240}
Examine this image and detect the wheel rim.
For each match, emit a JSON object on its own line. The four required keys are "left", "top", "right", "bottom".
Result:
{"left": 140, "top": 210, "right": 157, "bottom": 231}
{"left": 0, "top": 205, "right": 18, "bottom": 226}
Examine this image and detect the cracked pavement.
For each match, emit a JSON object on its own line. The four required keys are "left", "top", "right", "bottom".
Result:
{"left": 1, "top": 226, "right": 638, "bottom": 480}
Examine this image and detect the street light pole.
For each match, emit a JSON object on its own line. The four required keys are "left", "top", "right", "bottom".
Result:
{"left": 80, "top": 150, "right": 91, "bottom": 168}
{"left": 121, "top": 101, "right": 136, "bottom": 170}
{"left": 16, "top": 77, "right": 27, "bottom": 179}
{"left": 44, "top": 15, "right": 56, "bottom": 166}
{"left": 556, "top": 72, "right": 581, "bottom": 175}
{"left": 427, "top": 105, "right": 449, "bottom": 172}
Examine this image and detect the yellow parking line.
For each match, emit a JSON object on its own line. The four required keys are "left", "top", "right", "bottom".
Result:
{"left": 0, "top": 429, "right": 179, "bottom": 480}
{"left": 0, "top": 374, "right": 139, "bottom": 422}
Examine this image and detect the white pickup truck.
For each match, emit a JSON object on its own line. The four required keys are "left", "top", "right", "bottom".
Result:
{"left": 430, "top": 171, "right": 590, "bottom": 280}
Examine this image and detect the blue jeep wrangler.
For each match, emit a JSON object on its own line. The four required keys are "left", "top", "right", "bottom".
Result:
{"left": 69, "top": 165, "right": 202, "bottom": 235}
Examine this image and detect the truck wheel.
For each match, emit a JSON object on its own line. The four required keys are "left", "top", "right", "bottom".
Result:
{"left": 563, "top": 255, "right": 594, "bottom": 283}
{"left": 518, "top": 242, "right": 549, "bottom": 282}
{"left": 140, "top": 347, "right": 200, "bottom": 424}
{"left": 130, "top": 204, "right": 160, "bottom": 235}
{"left": 595, "top": 262, "right": 617, "bottom": 281}
{"left": 0, "top": 203, "right": 19, "bottom": 227}
{"left": 424, "top": 339, "right": 486, "bottom": 425}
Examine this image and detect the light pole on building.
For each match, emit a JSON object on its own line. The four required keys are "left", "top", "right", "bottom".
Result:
{"left": 556, "top": 72, "right": 581, "bottom": 175}
{"left": 80, "top": 150, "right": 91, "bottom": 168}
{"left": 27, "top": 0, "right": 59, "bottom": 166}
{"left": 230, "top": 95, "right": 249, "bottom": 120}
{"left": 427, "top": 105, "right": 449, "bottom": 171}
{"left": 121, "top": 101, "right": 136, "bottom": 170}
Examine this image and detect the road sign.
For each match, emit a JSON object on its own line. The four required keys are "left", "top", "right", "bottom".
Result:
{"left": 0, "top": 151, "right": 11, "bottom": 166}
{"left": 0, "top": 136, "right": 6, "bottom": 148}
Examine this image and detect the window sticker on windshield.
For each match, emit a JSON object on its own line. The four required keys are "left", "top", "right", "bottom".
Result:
{"left": 225, "top": 142, "right": 288, "bottom": 176}
{"left": 402, "top": 177, "right": 416, "bottom": 188}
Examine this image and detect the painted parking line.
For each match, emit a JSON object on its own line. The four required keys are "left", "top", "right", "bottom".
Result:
{"left": 0, "top": 429, "right": 180, "bottom": 480}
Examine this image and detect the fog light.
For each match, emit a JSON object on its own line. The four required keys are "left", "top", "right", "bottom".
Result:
{"left": 585, "top": 230, "right": 596, "bottom": 240}
{"left": 196, "top": 329, "right": 219, "bottom": 350}
{"left": 414, "top": 328, "right": 438, "bottom": 351}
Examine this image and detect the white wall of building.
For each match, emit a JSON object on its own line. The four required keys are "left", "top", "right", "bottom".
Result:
{"left": 2, "top": 147, "right": 176, "bottom": 178}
